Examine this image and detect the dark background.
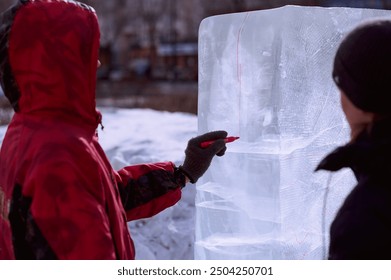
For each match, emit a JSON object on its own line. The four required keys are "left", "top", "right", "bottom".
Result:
{"left": 0, "top": 0, "right": 390, "bottom": 124}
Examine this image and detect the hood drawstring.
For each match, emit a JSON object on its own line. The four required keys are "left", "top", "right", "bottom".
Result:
{"left": 96, "top": 110, "right": 104, "bottom": 130}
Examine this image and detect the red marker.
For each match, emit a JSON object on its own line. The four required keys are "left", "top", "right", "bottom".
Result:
{"left": 200, "top": 136, "right": 240, "bottom": 148}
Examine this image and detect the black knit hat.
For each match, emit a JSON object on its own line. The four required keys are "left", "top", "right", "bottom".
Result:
{"left": 333, "top": 20, "right": 391, "bottom": 115}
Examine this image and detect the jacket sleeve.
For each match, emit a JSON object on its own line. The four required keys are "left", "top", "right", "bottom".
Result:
{"left": 114, "top": 162, "right": 186, "bottom": 221}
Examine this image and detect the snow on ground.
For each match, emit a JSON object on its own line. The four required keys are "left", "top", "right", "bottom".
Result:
{"left": 0, "top": 107, "right": 198, "bottom": 260}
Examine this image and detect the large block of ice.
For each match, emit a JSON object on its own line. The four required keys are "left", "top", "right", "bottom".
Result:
{"left": 196, "top": 5, "right": 391, "bottom": 260}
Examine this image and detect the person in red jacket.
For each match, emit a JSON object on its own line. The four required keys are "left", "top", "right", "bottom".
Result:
{"left": 0, "top": 0, "right": 227, "bottom": 259}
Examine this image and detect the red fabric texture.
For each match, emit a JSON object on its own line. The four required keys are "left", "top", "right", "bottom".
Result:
{"left": 115, "top": 163, "right": 182, "bottom": 221}
{"left": 0, "top": 0, "right": 181, "bottom": 260}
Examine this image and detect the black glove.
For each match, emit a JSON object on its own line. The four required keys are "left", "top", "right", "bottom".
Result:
{"left": 179, "top": 130, "right": 228, "bottom": 183}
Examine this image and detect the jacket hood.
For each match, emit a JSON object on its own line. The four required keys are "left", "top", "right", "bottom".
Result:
{"left": 0, "top": 0, "right": 100, "bottom": 127}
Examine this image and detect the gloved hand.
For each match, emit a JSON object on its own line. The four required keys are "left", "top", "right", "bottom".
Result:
{"left": 179, "top": 130, "right": 228, "bottom": 183}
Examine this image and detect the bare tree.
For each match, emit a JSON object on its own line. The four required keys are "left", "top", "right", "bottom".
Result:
{"left": 381, "top": 0, "right": 391, "bottom": 9}
{"left": 232, "top": 0, "right": 248, "bottom": 12}
{"left": 0, "top": 0, "right": 15, "bottom": 13}
{"left": 141, "top": 0, "right": 166, "bottom": 47}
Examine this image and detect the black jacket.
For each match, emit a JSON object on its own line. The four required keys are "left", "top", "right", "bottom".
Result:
{"left": 317, "top": 119, "right": 391, "bottom": 260}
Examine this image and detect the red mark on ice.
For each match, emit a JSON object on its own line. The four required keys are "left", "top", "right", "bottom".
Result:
{"left": 236, "top": 12, "right": 250, "bottom": 84}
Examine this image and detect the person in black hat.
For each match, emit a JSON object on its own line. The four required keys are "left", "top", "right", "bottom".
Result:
{"left": 316, "top": 20, "right": 391, "bottom": 259}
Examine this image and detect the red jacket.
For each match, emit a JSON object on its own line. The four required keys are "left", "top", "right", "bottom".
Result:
{"left": 0, "top": 0, "right": 184, "bottom": 259}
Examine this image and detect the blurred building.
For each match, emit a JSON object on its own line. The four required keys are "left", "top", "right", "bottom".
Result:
{"left": 90, "top": 0, "right": 391, "bottom": 82}
{"left": 1, "top": 0, "right": 391, "bottom": 82}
